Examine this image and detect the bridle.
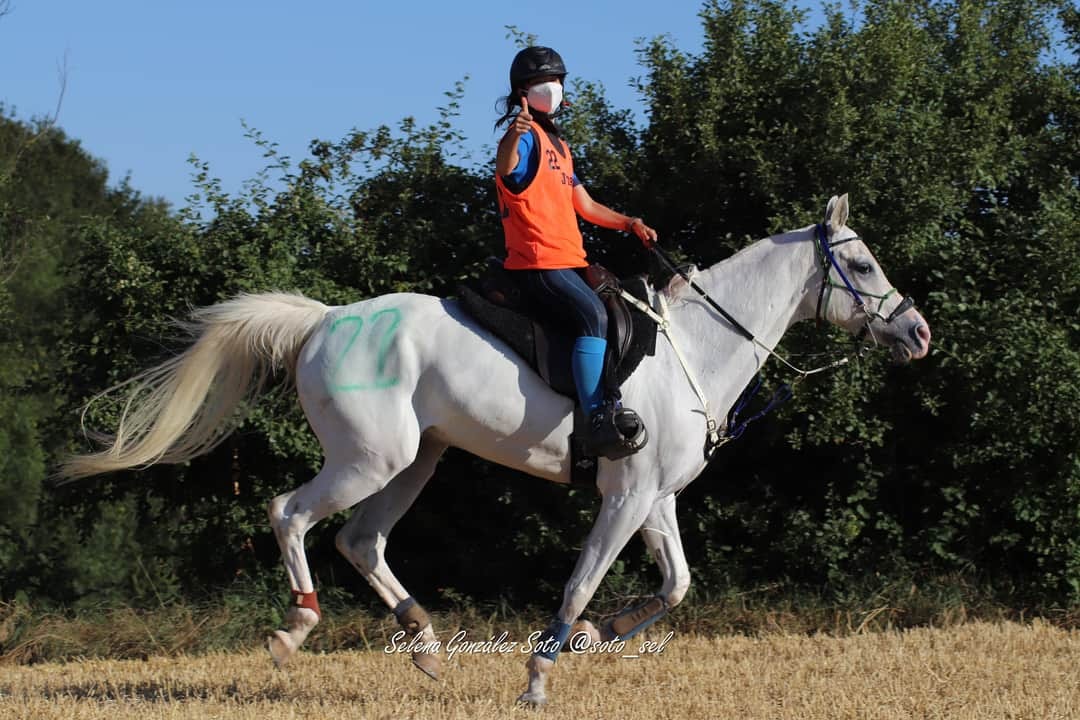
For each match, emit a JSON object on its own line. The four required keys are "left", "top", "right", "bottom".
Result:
{"left": 634, "top": 226, "right": 917, "bottom": 459}
{"left": 813, "top": 223, "right": 915, "bottom": 339}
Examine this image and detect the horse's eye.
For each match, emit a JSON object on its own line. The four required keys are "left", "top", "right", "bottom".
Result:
{"left": 851, "top": 261, "right": 873, "bottom": 275}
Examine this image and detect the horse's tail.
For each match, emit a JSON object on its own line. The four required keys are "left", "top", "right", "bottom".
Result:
{"left": 60, "top": 291, "right": 330, "bottom": 480}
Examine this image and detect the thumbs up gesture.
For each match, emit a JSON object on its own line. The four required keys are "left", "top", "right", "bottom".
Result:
{"left": 511, "top": 95, "right": 533, "bottom": 138}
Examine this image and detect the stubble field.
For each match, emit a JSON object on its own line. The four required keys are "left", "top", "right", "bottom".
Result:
{"left": 1, "top": 620, "right": 1078, "bottom": 719}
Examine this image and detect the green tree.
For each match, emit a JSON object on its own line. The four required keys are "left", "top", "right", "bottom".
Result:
{"left": 631, "top": 0, "right": 1080, "bottom": 598}
{"left": 0, "top": 111, "right": 122, "bottom": 587}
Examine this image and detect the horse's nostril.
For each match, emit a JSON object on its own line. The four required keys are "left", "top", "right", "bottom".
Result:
{"left": 907, "top": 324, "right": 931, "bottom": 355}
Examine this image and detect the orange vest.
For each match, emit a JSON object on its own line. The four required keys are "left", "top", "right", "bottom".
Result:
{"left": 496, "top": 125, "right": 586, "bottom": 270}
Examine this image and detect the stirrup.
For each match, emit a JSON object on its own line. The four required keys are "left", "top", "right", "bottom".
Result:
{"left": 583, "top": 403, "right": 648, "bottom": 460}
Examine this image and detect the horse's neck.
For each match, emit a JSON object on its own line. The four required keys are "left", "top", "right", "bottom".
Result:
{"left": 661, "top": 226, "right": 820, "bottom": 411}
{"left": 690, "top": 226, "right": 820, "bottom": 344}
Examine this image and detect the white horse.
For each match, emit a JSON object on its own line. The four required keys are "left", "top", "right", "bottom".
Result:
{"left": 63, "top": 195, "right": 930, "bottom": 705}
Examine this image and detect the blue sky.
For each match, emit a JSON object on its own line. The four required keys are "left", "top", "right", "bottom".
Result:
{"left": 3, "top": 2, "right": 1074, "bottom": 211}
{"left": 0, "top": 0, "right": 756, "bottom": 208}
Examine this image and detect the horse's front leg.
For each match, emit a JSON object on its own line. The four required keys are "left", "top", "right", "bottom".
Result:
{"left": 596, "top": 493, "right": 689, "bottom": 641}
{"left": 518, "top": 487, "right": 655, "bottom": 707}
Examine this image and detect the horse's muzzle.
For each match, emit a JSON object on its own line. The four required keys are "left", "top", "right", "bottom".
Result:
{"left": 890, "top": 321, "right": 931, "bottom": 363}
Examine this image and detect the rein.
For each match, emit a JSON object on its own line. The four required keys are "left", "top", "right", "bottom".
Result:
{"left": 628, "top": 230, "right": 908, "bottom": 458}
{"left": 647, "top": 242, "right": 856, "bottom": 378}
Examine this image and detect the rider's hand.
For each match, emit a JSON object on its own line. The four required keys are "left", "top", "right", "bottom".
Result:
{"left": 510, "top": 96, "right": 533, "bottom": 138}
{"left": 626, "top": 217, "right": 658, "bottom": 248}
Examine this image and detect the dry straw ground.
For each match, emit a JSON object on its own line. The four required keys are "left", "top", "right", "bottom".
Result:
{"left": 1, "top": 620, "right": 1078, "bottom": 719}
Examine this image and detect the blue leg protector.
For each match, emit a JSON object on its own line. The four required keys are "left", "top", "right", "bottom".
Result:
{"left": 393, "top": 597, "right": 416, "bottom": 617}
{"left": 571, "top": 336, "right": 607, "bottom": 414}
{"left": 604, "top": 596, "right": 669, "bottom": 641}
{"left": 533, "top": 620, "right": 572, "bottom": 662}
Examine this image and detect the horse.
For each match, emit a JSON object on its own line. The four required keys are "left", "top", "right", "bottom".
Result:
{"left": 62, "top": 194, "right": 930, "bottom": 706}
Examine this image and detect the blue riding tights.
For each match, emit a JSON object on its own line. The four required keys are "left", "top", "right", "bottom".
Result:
{"left": 515, "top": 268, "right": 608, "bottom": 414}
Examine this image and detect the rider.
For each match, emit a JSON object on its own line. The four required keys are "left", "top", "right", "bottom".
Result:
{"left": 494, "top": 46, "right": 658, "bottom": 460}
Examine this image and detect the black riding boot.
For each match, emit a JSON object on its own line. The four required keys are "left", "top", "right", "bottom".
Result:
{"left": 581, "top": 401, "right": 648, "bottom": 460}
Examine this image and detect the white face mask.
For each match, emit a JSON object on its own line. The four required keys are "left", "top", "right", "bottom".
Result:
{"left": 526, "top": 81, "right": 563, "bottom": 114}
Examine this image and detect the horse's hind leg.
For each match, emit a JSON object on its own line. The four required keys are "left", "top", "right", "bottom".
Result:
{"left": 266, "top": 443, "right": 414, "bottom": 668}
{"left": 336, "top": 435, "right": 448, "bottom": 679}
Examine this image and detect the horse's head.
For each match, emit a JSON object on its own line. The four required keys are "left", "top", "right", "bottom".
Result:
{"left": 815, "top": 194, "right": 931, "bottom": 363}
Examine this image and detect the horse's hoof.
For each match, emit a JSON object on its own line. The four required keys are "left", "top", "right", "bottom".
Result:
{"left": 267, "top": 629, "right": 297, "bottom": 668}
{"left": 412, "top": 650, "right": 441, "bottom": 680}
{"left": 516, "top": 690, "right": 548, "bottom": 707}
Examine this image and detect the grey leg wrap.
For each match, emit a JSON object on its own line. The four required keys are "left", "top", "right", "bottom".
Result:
{"left": 393, "top": 596, "right": 441, "bottom": 681}
{"left": 605, "top": 595, "right": 669, "bottom": 640}
{"left": 394, "top": 596, "right": 431, "bottom": 636}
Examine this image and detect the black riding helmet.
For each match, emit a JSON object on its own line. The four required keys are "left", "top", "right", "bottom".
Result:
{"left": 510, "top": 46, "right": 567, "bottom": 91}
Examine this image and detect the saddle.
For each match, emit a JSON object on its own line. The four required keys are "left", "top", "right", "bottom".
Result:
{"left": 457, "top": 260, "right": 657, "bottom": 401}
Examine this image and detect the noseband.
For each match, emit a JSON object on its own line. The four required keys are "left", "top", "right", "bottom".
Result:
{"left": 814, "top": 223, "right": 914, "bottom": 335}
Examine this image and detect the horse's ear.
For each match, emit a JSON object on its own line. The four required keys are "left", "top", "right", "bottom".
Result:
{"left": 824, "top": 193, "right": 850, "bottom": 232}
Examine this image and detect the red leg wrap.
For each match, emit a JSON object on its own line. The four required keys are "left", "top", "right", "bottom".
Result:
{"left": 291, "top": 589, "right": 321, "bottom": 619}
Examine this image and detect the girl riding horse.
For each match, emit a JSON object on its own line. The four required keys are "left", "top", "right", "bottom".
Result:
{"left": 494, "top": 46, "right": 658, "bottom": 460}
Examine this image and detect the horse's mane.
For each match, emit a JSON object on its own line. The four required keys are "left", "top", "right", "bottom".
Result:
{"left": 659, "top": 227, "right": 812, "bottom": 303}
{"left": 662, "top": 265, "right": 700, "bottom": 301}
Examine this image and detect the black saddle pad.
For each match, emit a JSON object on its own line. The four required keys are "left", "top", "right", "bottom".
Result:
{"left": 457, "top": 276, "right": 657, "bottom": 398}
